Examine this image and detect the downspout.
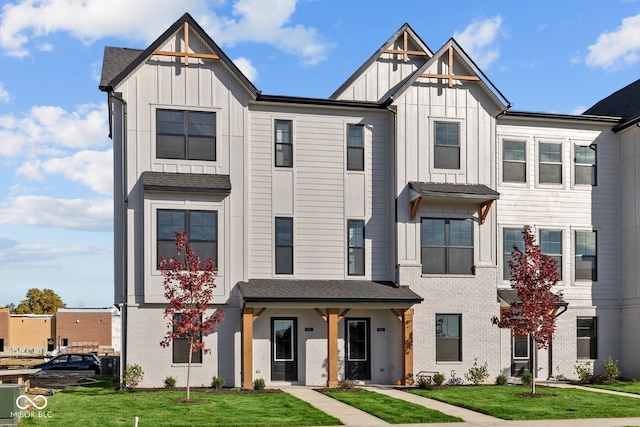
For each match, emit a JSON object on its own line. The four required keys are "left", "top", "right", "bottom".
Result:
{"left": 384, "top": 97, "right": 399, "bottom": 288}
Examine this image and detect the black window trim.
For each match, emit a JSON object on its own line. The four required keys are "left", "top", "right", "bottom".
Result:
{"left": 435, "top": 313, "right": 462, "bottom": 362}
{"left": 574, "top": 144, "right": 597, "bottom": 186}
{"left": 421, "top": 217, "right": 475, "bottom": 275}
{"left": 156, "top": 108, "right": 217, "bottom": 161}
{"left": 275, "top": 217, "right": 294, "bottom": 275}
{"left": 274, "top": 119, "right": 293, "bottom": 168}
{"left": 172, "top": 313, "right": 203, "bottom": 364}
{"left": 577, "top": 316, "right": 597, "bottom": 360}
{"left": 347, "top": 219, "right": 365, "bottom": 276}
{"left": 347, "top": 123, "right": 365, "bottom": 171}
{"left": 156, "top": 209, "right": 218, "bottom": 269}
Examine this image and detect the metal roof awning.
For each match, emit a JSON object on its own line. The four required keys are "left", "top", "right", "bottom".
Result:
{"left": 142, "top": 171, "right": 231, "bottom": 195}
{"left": 408, "top": 181, "right": 500, "bottom": 222}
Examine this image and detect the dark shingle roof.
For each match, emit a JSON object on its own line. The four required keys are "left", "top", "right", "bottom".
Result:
{"left": 100, "top": 47, "right": 143, "bottom": 90}
{"left": 497, "top": 289, "right": 567, "bottom": 307}
{"left": 583, "top": 78, "right": 640, "bottom": 120}
{"left": 409, "top": 182, "right": 499, "bottom": 200}
{"left": 142, "top": 171, "right": 231, "bottom": 194}
{"left": 238, "top": 279, "right": 423, "bottom": 304}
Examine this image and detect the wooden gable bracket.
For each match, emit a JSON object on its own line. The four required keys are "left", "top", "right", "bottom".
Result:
{"left": 480, "top": 200, "right": 493, "bottom": 224}
{"left": 314, "top": 308, "right": 350, "bottom": 322}
{"left": 390, "top": 308, "right": 407, "bottom": 322}
{"left": 152, "top": 22, "right": 221, "bottom": 65}
{"left": 410, "top": 196, "right": 421, "bottom": 221}
{"left": 243, "top": 307, "right": 266, "bottom": 321}
{"left": 383, "top": 30, "right": 428, "bottom": 63}
{"left": 421, "top": 46, "right": 480, "bottom": 88}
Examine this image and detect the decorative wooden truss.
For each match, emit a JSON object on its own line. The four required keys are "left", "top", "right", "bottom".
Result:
{"left": 383, "top": 30, "right": 428, "bottom": 62}
{"left": 152, "top": 22, "right": 220, "bottom": 65}
{"left": 421, "top": 46, "right": 480, "bottom": 88}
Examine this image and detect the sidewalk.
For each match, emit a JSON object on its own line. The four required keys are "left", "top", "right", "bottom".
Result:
{"left": 281, "top": 383, "right": 640, "bottom": 427}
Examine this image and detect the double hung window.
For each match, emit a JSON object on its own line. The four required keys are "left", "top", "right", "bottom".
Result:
{"left": 421, "top": 218, "right": 473, "bottom": 275}
{"left": 434, "top": 122, "right": 460, "bottom": 169}
{"left": 157, "top": 109, "right": 216, "bottom": 161}
{"left": 347, "top": 220, "right": 365, "bottom": 275}
{"left": 275, "top": 120, "right": 293, "bottom": 167}
{"left": 157, "top": 210, "right": 217, "bottom": 268}
{"left": 436, "top": 314, "right": 461, "bottom": 362}
{"left": 275, "top": 217, "right": 293, "bottom": 274}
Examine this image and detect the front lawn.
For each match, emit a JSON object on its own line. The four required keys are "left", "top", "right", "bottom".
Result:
{"left": 322, "top": 389, "right": 461, "bottom": 424}
{"left": 410, "top": 385, "right": 640, "bottom": 420}
{"left": 588, "top": 381, "right": 640, "bottom": 395}
{"left": 20, "top": 381, "right": 341, "bottom": 427}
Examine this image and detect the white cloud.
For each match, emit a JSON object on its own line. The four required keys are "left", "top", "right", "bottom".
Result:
{"left": 232, "top": 57, "right": 258, "bottom": 82}
{"left": 17, "top": 149, "right": 113, "bottom": 195}
{"left": 453, "top": 15, "right": 504, "bottom": 70}
{"left": 0, "top": 239, "right": 110, "bottom": 268}
{"left": 0, "top": 196, "right": 112, "bottom": 231}
{"left": 586, "top": 14, "right": 640, "bottom": 70}
{"left": 0, "top": 82, "right": 9, "bottom": 103}
{"left": 0, "top": 103, "right": 108, "bottom": 158}
{"left": 0, "top": 0, "right": 329, "bottom": 65}
{"left": 570, "top": 106, "right": 587, "bottom": 115}
{"left": 0, "top": 236, "right": 18, "bottom": 250}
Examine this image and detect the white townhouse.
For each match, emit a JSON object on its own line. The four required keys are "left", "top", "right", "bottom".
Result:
{"left": 100, "top": 13, "right": 640, "bottom": 388}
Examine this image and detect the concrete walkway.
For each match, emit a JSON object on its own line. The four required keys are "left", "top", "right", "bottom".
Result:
{"left": 281, "top": 383, "right": 640, "bottom": 427}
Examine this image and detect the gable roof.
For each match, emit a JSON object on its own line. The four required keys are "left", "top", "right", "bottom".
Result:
{"left": 99, "top": 13, "right": 258, "bottom": 97}
{"left": 330, "top": 23, "right": 433, "bottom": 100}
{"left": 583, "top": 77, "right": 640, "bottom": 132}
{"left": 388, "top": 38, "right": 510, "bottom": 111}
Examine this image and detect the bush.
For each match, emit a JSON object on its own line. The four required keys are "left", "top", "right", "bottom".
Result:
{"left": 575, "top": 362, "right": 593, "bottom": 383}
{"left": 338, "top": 378, "right": 354, "bottom": 390}
{"left": 495, "top": 374, "right": 508, "bottom": 385}
{"left": 464, "top": 359, "right": 489, "bottom": 385}
{"left": 163, "top": 376, "right": 176, "bottom": 389}
{"left": 416, "top": 374, "right": 432, "bottom": 390}
{"left": 447, "top": 370, "right": 464, "bottom": 385}
{"left": 253, "top": 378, "right": 265, "bottom": 390}
{"left": 433, "top": 372, "right": 445, "bottom": 386}
{"left": 211, "top": 376, "right": 225, "bottom": 389}
{"left": 521, "top": 372, "right": 533, "bottom": 387}
{"left": 599, "top": 356, "right": 620, "bottom": 384}
{"left": 123, "top": 363, "right": 144, "bottom": 389}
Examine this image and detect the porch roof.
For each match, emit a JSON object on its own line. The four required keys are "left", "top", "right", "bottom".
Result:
{"left": 497, "top": 289, "right": 568, "bottom": 308}
{"left": 238, "top": 279, "right": 423, "bottom": 304}
{"left": 409, "top": 181, "right": 499, "bottom": 201}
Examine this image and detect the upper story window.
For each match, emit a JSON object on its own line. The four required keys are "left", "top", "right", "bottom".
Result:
{"left": 503, "top": 228, "right": 524, "bottom": 280}
{"left": 503, "top": 140, "right": 526, "bottom": 183}
{"left": 538, "top": 142, "right": 562, "bottom": 184}
{"left": 434, "top": 122, "right": 460, "bottom": 169}
{"left": 575, "top": 230, "right": 597, "bottom": 281}
{"left": 157, "top": 110, "right": 216, "bottom": 161}
{"left": 575, "top": 145, "right": 597, "bottom": 185}
{"left": 421, "top": 218, "right": 473, "bottom": 275}
{"left": 275, "top": 120, "right": 293, "bottom": 167}
{"left": 540, "top": 229, "right": 562, "bottom": 280}
{"left": 157, "top": 209, "right": 217, "bottom": 269}
{"left": 347, "top": 220, "right": 365, "bottom": 275}
{"left": 347, "top": 124, "right": 364, "bottom": 171}
{"left": 275, "top": 217, "right": 293, "bottom": 274}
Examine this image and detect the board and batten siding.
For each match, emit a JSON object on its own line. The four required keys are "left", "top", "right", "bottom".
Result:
{"left": 496, "top": 119, "right": 620, "bottom": 305}
{"left": 248, "top": 105, "right": 393, "bottom": 281}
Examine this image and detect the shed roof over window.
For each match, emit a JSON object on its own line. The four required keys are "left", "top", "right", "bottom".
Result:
{"left": 142, "top": 171, "right": 231, "bottom": 194}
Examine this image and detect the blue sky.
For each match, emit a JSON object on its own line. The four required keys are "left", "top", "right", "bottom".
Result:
{"left": 0, "top": 0, "right": 639, "bottom": 308}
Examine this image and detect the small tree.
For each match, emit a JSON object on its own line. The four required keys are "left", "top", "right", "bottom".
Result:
{"left": 492, "top": 225, "right": 562, "bottom": 395}
{"left": 160, "top": 231, "right": 224, "bottom": 401}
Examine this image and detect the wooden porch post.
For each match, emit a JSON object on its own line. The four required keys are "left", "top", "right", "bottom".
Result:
{"left": 403, "top": 308, "right": 414, "bottom": 385}
{"left": 327, "top": 308, "right": 339, "bottom": 388}
{"left": 242, "top": 307, "right": 254, "bottom": 389}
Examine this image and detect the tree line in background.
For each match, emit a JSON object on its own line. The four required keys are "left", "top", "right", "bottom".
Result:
{"left": 3, "top": 288, "right": 66, "bottom": 314}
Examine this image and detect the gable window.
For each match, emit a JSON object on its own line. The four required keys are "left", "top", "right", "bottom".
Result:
{"left": 577, "top": 317, "right": 597, "bottom": 359}
{"left": 157, "top": 210, "right": 217, "bottom": 268}
{"left": 348, "top": 220, "right": 365, "bottom": 275}
{"left": 275, "top": 120, "right": 293, "bottom": 167}
{"left": 157, "top": 109, "right": 216, "bottom": 161}
{"left": 539, "top": 142, "right": 562, "bottom": 184}
{"left": 173, "top": 313, "right": 203, "bottom": 364}
{"left": 436, "top": 314, "right": 461, "bottom": 362}
{"left": 575, "top": 145, "right": 596, "bottom": 185}
{"left": 540, "top": 230, "right": 562, "bottom": 280}
{"left": 275, "top": 217, "right": 293, "bottom": 274}
{"left": 347, "top": 124, "right": 364, "bottom": 171}
{"left": 503, "top": 228, "right": 524, "bottom": 280}
{"left": 575, "top": 231, "right": 597, "bottom": 281}
{"left": 421, "top": 218, "right": 473, "bottom": 275}
{"left": 503, "top": 140, "right": 526, "bottom": 182}
{"left": 434, "top": 122, "right": 460, "bottom": 169}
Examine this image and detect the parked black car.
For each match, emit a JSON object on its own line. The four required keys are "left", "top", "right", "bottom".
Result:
{"left": 30, "top": 353, "right": 101, "bottom": 374}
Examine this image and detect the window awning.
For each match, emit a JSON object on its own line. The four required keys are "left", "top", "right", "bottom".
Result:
{"left": 497, "top": 289, "right": 568, "bottom": 317}
{"left": 142, "top": 171, "right": 231, "bottom": 194}
{"left": 408, "top": 181, "right": 500, "bottom": 223}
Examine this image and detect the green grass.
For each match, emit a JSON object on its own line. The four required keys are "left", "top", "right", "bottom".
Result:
{"left": 20, "top": 380, "right": 341, "bottom": 427}
{"left": 410, "top": 385, "right": 640, "bottom": 420}
{"left": 588, "top": 381, "right": 640, "bottom": 395}
{"left": 322, "top": 389, "right": 461, "bottom": 424}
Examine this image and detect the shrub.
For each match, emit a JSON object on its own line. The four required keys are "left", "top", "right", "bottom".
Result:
{"left": 575, "top": 362, "right": 593, "bottom": 383}
{"left": 416, "top": 374, "right": 432, "bottom": 389}
{"left": 211, "top": 376, "right": 225, "bottom": 389}
{"left": 521, "top": 372, "right": 533, "bottom": 387}
{"left": 338, "top": 378, "right": 354, "bottom": 390}
{"left": 433, "top": 372, "right": 445, "bottom": 386}
{"left": 464, "top": 359, "right": 489, "bottom": 385}
{"left": 495, "top": 374, "right": 508, "bottom": 385}
{"left": 599, "top": 356, "right": 620, "bottom": 384}
{"left": 253, "top": 378, "right": 265, "bottom": 390}
{"left": 163, "top": 376, "right": 176, "bottom": 389}
{"left": 447, "top": 370, "right": 464, "bottom": 385}
{"left": 123, "top": 363, "right": 144, "bottom": 389}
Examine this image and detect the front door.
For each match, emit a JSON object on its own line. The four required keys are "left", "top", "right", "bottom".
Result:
{"left": 271, "top": 318, "right": 297, "bottom": 381}
{"left": 511, "top": 334, "right": 532, "bottom": 377}
{"left": 345, "top": 318, "right": 370, "bottom": 380}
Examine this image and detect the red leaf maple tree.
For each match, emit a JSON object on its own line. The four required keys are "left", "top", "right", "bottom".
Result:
{"left": 492, "top": 225, "right": 563, "bottom": 394}
{"left": 159, "top": 230, "right": 224, "bottom": 400}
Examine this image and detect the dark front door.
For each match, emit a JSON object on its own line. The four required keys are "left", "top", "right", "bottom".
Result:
{"left": 511, "top": 334, "right": 532, "bottom": 377}
{"left": 271, "top": 318, "right": 297, "bottom": 381}
{"left": 345, "top": 318, "right": 370, "bottom": 380}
